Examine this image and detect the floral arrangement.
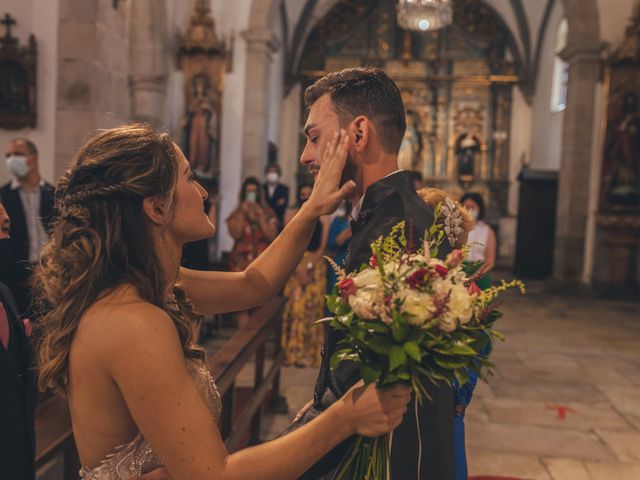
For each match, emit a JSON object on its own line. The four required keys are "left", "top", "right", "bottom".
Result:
{"left": 321, "top": 211, "right": 525, "bottom": 480}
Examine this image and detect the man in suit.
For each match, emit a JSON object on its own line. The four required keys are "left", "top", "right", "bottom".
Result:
{"left": 0, "top": 199, "right": 37, "bottom": 480}
{"left": 263, "top": 163, "right": 289, "bottom": 229}
{"left": 2, "top": 138, "right": 55, "bottom": 315}
{"left": 284, "top": 67, "right": 455, "bottom": 479}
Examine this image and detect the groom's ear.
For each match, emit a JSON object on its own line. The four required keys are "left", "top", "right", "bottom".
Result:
{"left": 352, "top": 116, "right": 370, "bottom": 152}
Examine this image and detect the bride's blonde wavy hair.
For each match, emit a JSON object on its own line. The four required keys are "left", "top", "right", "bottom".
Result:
{"left": 34, "top": 124, "right": 205, "bottom": 395}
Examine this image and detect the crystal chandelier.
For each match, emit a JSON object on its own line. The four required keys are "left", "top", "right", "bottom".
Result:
{"left": 397, "top": 0, "right": 453, "bottom": 31}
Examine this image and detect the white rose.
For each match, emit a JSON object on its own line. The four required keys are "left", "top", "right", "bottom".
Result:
{"left": 439, "top": 283, "right": 473, "bottom": 332}
{"left": 353, "top": 269, "right": 382, "bottom": 288}
{"left": 348, "top": 286, "right": 381, "bottom": 320}
{"left": 401, "top": 289, "right": 436, "bottom": 326}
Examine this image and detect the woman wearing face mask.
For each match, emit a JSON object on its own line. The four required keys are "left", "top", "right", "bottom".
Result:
{"left": 460, "top": 192, "right": 497, "bottom": 290}
{"left": 280, "top": 184, "right": 330, "bottom": 367}
{"left": 226, "top": 177, "right": 278, "bottom": 328}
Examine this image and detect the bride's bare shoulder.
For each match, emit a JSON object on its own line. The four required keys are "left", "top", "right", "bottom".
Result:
{"left": 72, "top": 285, "right": 180, "bottom": 362}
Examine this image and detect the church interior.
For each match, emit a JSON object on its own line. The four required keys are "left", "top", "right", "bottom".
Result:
{"left": 1, "top": 1, "right": 639, "bottom": 479}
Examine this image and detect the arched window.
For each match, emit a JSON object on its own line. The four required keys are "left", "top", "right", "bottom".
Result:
{"left": 550, "top": 18, "right": 569, "bottom": 113}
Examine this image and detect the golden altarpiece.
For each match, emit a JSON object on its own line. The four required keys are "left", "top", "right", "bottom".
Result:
{"left": 296, "top": 0, "right": 519, "bottom": 218}
{"left": 594, "top": 7, "right": 640, "bottom": 292}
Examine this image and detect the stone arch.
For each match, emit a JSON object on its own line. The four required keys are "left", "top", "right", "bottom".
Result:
{"left": 553, "top": 0, "right": 603, "bottom": 283}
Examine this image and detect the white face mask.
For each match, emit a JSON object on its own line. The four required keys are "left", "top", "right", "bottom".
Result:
{"left": 245, "top": 191, "right": 258, "bottom": 203}
{"left": 5, "top": 155, "right": 30, "bottom": 178}
{"left": 266, "top": 172, "right": 279, "bottom": 184}
{"left": 470, "top": 209, "right": 479, "bottom": 221}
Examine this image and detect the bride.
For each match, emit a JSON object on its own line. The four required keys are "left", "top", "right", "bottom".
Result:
{"left": 34, "top": 124, "right": 410, "bottom": 479}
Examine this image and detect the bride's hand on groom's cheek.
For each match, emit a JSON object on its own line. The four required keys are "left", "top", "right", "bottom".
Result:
{"left": 306, "top": 130, "right": 356, "bottom": 216}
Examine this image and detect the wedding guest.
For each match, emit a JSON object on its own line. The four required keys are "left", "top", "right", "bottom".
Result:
{"left": 0, "top": 201, "right": 37, "bottom": 480}
{"left": 34, "top": 124, "right": 411, "bottom": 479}
{"left": 326, "top": 200, "right": 351, "bottom": 296}
{"left": 281, "top": 184, "right": 330, "bottom": 367}
{"left": 263, "top": 163, "right": 289, "bottom": 229}
{"left": 226, "top": 177, "right": 278, "bottom": 328}
{"left": 461, "top": 192, "right": 497, "bottom": 290}
{"left": 1, "top": 138, "right": 55, "bottom": 315}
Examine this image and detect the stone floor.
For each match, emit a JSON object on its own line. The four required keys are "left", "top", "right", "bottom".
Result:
{"left": 222, "top": 282, "right": 640, "bottom": 480}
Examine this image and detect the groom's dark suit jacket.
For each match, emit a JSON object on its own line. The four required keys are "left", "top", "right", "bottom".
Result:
{"left": 283, "top": 171, "right": 455, "bottom": 479}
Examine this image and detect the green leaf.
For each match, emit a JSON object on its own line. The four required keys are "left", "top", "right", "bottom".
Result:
{"left": 358, "top": 321, "right": 390, "bottom": 334}
{"left": 360, "top": 364, "right": 381, "bottom": 384}
{"left": 330, "top": 348, "right": 354, "bottom": 370}
{"left": 367, "top": 336, "right": 391, "bottom": 355}
{"left": 403, "top": 341, "right": 422, "bottom": 362}
{"left": 449, "top": 343, "right": 478, "bottom": 356}
{"left": 433, "top": 356, "right": 467, "bottom": 370}
{"left": 389, "top": 345, "right": 407, "bottom": 371}
{"left": 326, "top": 295, "right": 349, "bottom": 315}
{"left": 391, "top": 321, "right": 409, "bottom": 343}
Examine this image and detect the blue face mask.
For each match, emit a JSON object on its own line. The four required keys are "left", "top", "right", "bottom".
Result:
{"left": 5, "top": 155, "right": 30, "bottom": 178}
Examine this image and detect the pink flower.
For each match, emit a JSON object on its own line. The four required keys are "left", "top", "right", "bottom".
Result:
{"left": 369, "top": 255, "right": 378, "bottom": 268}
{"left": 407, "top": 269, "right": 430, "bottom": 289}
{"left": 435, "top": 265, "right": 449, "bottom": 279}
{"left": 338, "top": 277, "right": 357, "bottom": 299}
{"left": 468, "top": 282, "right": 482, "bottom": 296}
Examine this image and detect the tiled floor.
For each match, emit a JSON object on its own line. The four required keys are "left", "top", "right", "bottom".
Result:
{"left": 208, "top": 284, "right": 640, "bottom": 479}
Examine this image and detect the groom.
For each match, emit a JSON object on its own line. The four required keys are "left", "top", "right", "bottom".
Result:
{"left": 282, "top": 67, "right": 455, "bottom": 479}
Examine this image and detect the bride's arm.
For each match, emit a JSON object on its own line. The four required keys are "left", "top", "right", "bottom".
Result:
{"left": 180, "top": 131, "right": 354, "bottom": 315}
{"left": 112, "top": 306, "right": 410, "bottom": 480}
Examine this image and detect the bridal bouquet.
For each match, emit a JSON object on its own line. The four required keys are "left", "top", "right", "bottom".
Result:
{"left": 321, "top": 215, "right": 524, "bottom": 480}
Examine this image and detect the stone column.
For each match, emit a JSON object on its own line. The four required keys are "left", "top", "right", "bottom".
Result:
{"left": 128, "top": 0, "right": 167, "bottom": 127}
{"left": 241, "top": 28, "right": 279, "bottom": 179}
{"left": 55, "top": 0, "right": 129, "bottom": 178}
{"left": 553, "top": 41, "right": 605, "bottom": 282}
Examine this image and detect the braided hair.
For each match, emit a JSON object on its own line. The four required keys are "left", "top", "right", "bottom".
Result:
{"left": 35, "top": 123, "right": 205, "bottom": 394}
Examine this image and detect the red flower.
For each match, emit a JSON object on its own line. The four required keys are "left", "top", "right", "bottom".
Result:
{"left": 435, "top": 265, "right": 449, "bottom": 278}
{"left": 468, "top": 282, "right": 482, "bottom": 296}
{"left": 369, "top": 255, "right": 378, "bottom": 268}
{"left": 338, "top": 277, "right": 357, "bottom": 299}
{"left": 407, "top": 269, "right": 430, "bottom": 289}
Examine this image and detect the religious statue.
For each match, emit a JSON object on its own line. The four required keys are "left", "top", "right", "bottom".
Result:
{"left": 456, "top": 132, "right": 481, "bottom": 182}
{"left": 602, "top": 91, "right": 640, "bottom": 210}
{"left": 182, "top": 73, "right": 219, "bottom": 177}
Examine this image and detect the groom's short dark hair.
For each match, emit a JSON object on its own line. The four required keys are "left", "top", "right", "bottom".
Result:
{"left": 304, "top": 67, "right": 407, "bottom": 155}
